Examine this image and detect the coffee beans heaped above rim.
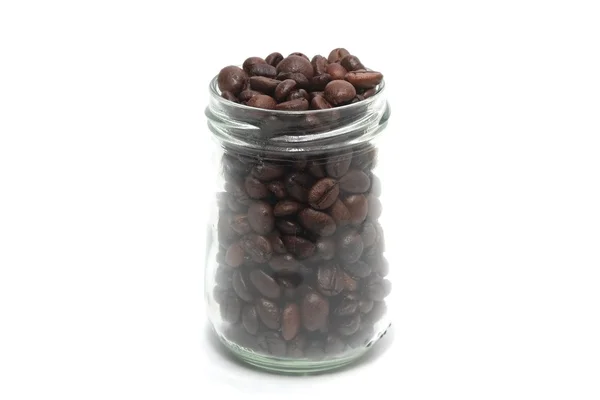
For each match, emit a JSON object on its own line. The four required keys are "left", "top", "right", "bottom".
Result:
{"left": 217, "top": 49, "right": 383, "bottom": 110}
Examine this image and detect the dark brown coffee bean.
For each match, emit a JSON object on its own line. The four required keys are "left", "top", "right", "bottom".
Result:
{"left": 374, "top": 257, "right": 389, "bottom": 277}
{"left": 220, "top": 91, "right": 238, "bottom": 102}
{"left": 266, "top": 181, "right": 287, "bottom": 199}
{"left": 342, "top": 260, "right": 371, "bottom": 278}
{"left": 315, "top": 237, "right": 336, "bottom": 260}
{"left": 267, "top": 233, "right": 286, "bottom": 254}
{"left": 230, "top": 214, "right": 251, "bottom": 235}
{"left": 225, "top": 180, "right": 252, "bottom": 206}
{"left": 345, "top": 70, "right": 383, "bottom": 89}
{"left": 249, "top": 269, "right": 281, "bottom": 299}
{"left": 256, "top": 297, "right": 280, "bottom": 329}
{"left": 216, "top": 249, "right": 227, "bottom": 264}
{"left": 285, "top": 173, "right": 315, "bottom": 202}
{"left": 256, "top": 331, "right": 286, "bottom": 357}
{"left": 310, "top": 91, "right": 324, "bottom": 100}
{"left": 232, "top": 270, "right": 254, "bottom": 302}
{"left": 343, "top": 194, "right": 368, "bottom": 225}
{"left": 218, "top": 66, "right": 248, "bottom": 95}
{"left": 347, "top": 324, "right": 375, "bottom": 349}
{"left": 225, "top": 242, "right": 244, "bottom": 267}
{"left": 244, "top": 175, "right": 269, "bottom": 199}
{"left": 309, "top": 74, "right": 331, "bottom": 91}
{"left": 337, "top": 314, "right": 361, "bottom": 336}
{"left": 246, "top": 94, "right": 277, "bottom": 109}
{"left": 310, "top": 95, "right": 332, "bottom": 110}
{"left": 316, "top": 262, "right": 345, "bottom": 296}
{"left": 358, "top": 299, "right": 374, "bottom": 314}
{"left": 275, "top": 219, "right": 303, "bottom": 236}
{"left": 213, "top": 286, "right": 227, "bottom": 304}
{"left": 363, "top": 87, "right": 377, "bottom": 99}
{"left": 311, "top": 55, "right": 329, "bottom": 76}
{"left": 360, "top": 221, "right": 377, "bottom": 247}
{"left": 249, "top": 76, "right": 279, "bottom": 94}
{"left": 367, "top": 194, "right": 382, "bottom": 220}
{"left": 287, "top": 89, "right": 310, "bottom": 101}
{"left": 307, "top": 160, "right": 326, "bottom": 178}
{"left": 282, "top": 303, "right": 301, "bottom": 341}
{"left": 341, "top": 271, "right": 358, "bottom": 291}
{"left": 298, "top": 208, "right": 337, "bottom": 237}
{"left": 247, "top": 201, "right": 274, "bottom": 235}
{"left": 288, "top": 51, "right": 309, "bottom": 60}
{"left": 251, "top": 163, "right": 285, "bottom": 181}
{"left": 291, "top": 158, "right": 308, "bottom": 171}
{"left": 325, "top": 334, "right": 345, "bottom": 354}
{"left": 362, "top": 243, "right": 382, "bottom": 267}
{"left": 308, "top": 178, "right": 339, "bottom": 210}
{"left": 269, "top": 254, "right": 304, "bottom": 273}
{"left": 277, "top": 72, "right": 309, "bottom": 88}
{"left": 328, "top": 48, "right": 350, "bottom": 63}
{"left": 218, "top": 214, "right": 237, "bottom": 245}
{"left": 243, "top": 56, "right": 267, "bottom": 73}
{"left": 366, "top": 276, "right": 392, "bottom": 301}
{"left": 240, "top": 234, "right": 273, "bottom": 263}
{"left": 326, "top": 154, "right": 352, "bottom": 178}
{"left": 324, "top": 80, "right": 357, "bottom": 106}
{"left": 326, "top": 63, "right": 348, "bottom": 80}
{"left": 334, "top": 292, "right": 359, "bottom": 316}
{"left": 248, "top": 63, "right": 277, "bottom": 78}
{"left": 275, "top": 98, "right": 309, "bottom": 111}
{"left": 220, "top": 290, "right": 241, "bottom": 323}
{"left": 287, "top": 333, "right": 306, "bottom": 357}
{"left": 363, "top": 301, "right": 387, "bottom": 325}
{"left": 301, "top": 291, "right": 329, "bottom": 331}
{"left": 276, "top": 55, "right": 314, "bottom": 79}
{"left": 339, "top": 169, "right": 371, "bottom": 193}
{"left": 282, "top": 236, "right": 316, "bottom": 259}
{"left": 242, "top": 305, "right": 259, "bottom": 335}
{"left": 265, "top": 52, "right": 284, "bottom": 67}
{"left": 351, "top": 146, "right": 377, "bottom": 170}
{"left": 340, "top": 55, "right": 365, "bottom": 71}
{"left": 274, "top": 200, "right": 303, "bottom": 217}
{"left": 238, "top": 89, "right": 262, "bottom": 102}
{"left": 338, "top": 229, "right": 364, "bottom": 263}
{"left": 329, "top": 199, "right": 351, "bottom": 227}
{"left": 215, "top": 265, "right": 233, "bottom": 288}
{"left": 274, "top": 79, "right": 296, "bottom": 102}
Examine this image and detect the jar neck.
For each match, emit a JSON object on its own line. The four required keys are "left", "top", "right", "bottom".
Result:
{"left": 205, "top": 76, "right": 391, "bottom": 155}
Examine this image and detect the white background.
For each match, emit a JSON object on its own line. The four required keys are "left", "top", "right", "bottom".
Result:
{"left": 1, "top": 0, "right": 599, "bottom": 398}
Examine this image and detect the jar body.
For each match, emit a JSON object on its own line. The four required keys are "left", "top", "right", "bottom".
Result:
{"left": 204, "top": 78, "right": 392, "bottom": 373}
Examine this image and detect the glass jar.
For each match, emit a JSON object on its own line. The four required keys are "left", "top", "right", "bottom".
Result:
{"left": 204, "top": 75, "right": 392, "bottom": 373}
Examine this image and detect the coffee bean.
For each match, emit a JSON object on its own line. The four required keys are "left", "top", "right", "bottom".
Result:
{"left": 316, "top": 262, "right": 345, "bottom": 296}
{"left": 240, "top": 234, "right": 273, "bottom": 263}
{"left": 276, "top": 55, "right": 314, "bottom": 79}
{"left": 341, "top": 271, "right": 359, "bottom": 291}
{"left": 304, "top": 341, "right": 325, "bottom": 360}
{"left": 267, "top": 233, "right": 287, "bottom": 254}
{"left": 213, "top": 286, "right": 227, "bottom": 304}
{"left": 342, "top": 194, "right": 368, "bottom": 225}
{"left": 298, "top": 208, "right": 337, "bottom": 237}
{"left": 225, "top": 242, "right": 244, "bottom": 267}
{"left": 309, "top": 91, "right": 324, "bottom": 100}
{"left": 358, "top": 299, "right": 374, "bottom": 314}
{"left": 275, "top": 219, "right": 303, "bottom": 236}
{"left": 324, "top": 80, "right": 357, "bottom": 106}
{"left": 277, "top": 72, "right": 309, "bottom": 88}
{"left": 343, "top": 260, "right": 371, "bottom": 278}
{"left": 267, "top": 180, "right": 287, "bottom": 199}
{"left": 269, "top": 254, "right": 304, "bottom": 273}
{"left": 249, "top": 269, "right": 281, "bottom": 299}
{"left": 215, "top": 265, "right": 233, "bottom": 288}
{"left": 347, "top": 324, "right": 375, "bottom": 349}
{"left": 232, "top": 270, "right": 254, "bottom": 302}
{"left": 256, "top": 297, "right": 281, "bottom": 330}
{"left": 307, "top": 160, "right": 326, "bottom": 178}
{"left": 229, "top": 214, "right": 251, "bottom": 235}
{"left": 282, "top": 236, "right": 316, "bottom": 259}
{"left": 287, "top": 333, "right": 306, "bottom": 357}
{"left": 310, "top": 73, "right": 331, "bottom": 91}
{"left": 329, "top": 199, "right": 351, "bottom": 227}
{"left": 275, "top": 98, "right": 309, "bottom": 111}
{"left": 243, "top": 56, "right": 267, "bottom": 73}
{"left": 301, "top": 291, "right": 329, "bottom": 331}
{"left": 328, "top": 48, "right": 350, "bottom": 63}
{"left": 251, "top": 163, "right": 285, "bottom": 181}
{"left": 285, "top": 173, "right": 315, "bottom": 202}
{"left": 274, "top": 200, "right": 304, "bottom": 217}
{"left": 367, "top": 194, "right": 382, "bottom": 219}
{"left": 265, "top": 52, "right": 284, "bottom": 67}
{"left": 325, "top": 334, "right": 345, "bottom": 354}
{"left": 222, "top": 154, "right": 251, "bottom": 176}
{"left": 366, "top": 277, "right": 392, "bottom": 301}
{"left": 246, "top": 94, "right": 277, "bottom": 109}
{"left": 338, "top": 229, "right": 364, "bottom": 263}
{"left": 282, "top": 303, "right": 301, "bottom": 341}
{"left": 308, "top": 178, "right": 339, "bottom": 210}
{"left": 311, "top": 55, "right": 329, "bottom": 75}
{"left": 326, "top": 154, "right": 352, "bottom": 178}
{"left": 310, "top": 95, "right": 332, "bottom": 110}
{"left": 225, "top": 181, "right": 252, "bottom": 205}
{"left": 248, "top": 63, "right": 277, "bottom": 78}
{"left": 244, "top": 175, "right": 269, "bottom": 199}
{"left": 360, "top": 221, "right": 377, "bottom": 247}
{"left": 247, "top": 201, "right": 274, "bottom": 235}
{"left": 274, "top": 79, "right": 296, "bottom": 102}
{"left": 256, "top": 331, "right": 286, "bottom": 357}
{"left": 218, "top": 66, "right": 247, "bottom": 95}
{"left": 363, "top": 87, "right": 377, "bottom": 99}
{"left": 334, "top": 292, "right": 360, "bottom": 316}
{"left": 249, "top": 76, "right": 279, "bottom": 93}
{"left": 337, "top": 314, "right": 361, "bottom": 336}
{"left": 374, "top": 257, "right": 389, "bottom": 277}
{"left": 345, "top": 70, "right": 383, "bottom": 89}
{"left": 326, "top": 63, "right": 348, "bottom": 80}
{"left": 362, "top": 243, "right": 382, "bottom": 267}
{"left": 315, "top": 237, "right": 336, "bottom": 260}
{"left": 351, "top": 146, "right": 377, "bottom": 170}
{"left": 287, "top": 89, "right": 310, "bottom": 101}
{"left": 340, "top": 55, "right": 365, "bottom": 71}
{"left": 339, "top": 169, "right": 371, "bottom": 193}
{"left": 363, "top": 301, "right": 387, "bottom": 325}
{"left": 242, "top": 305, "right": 259, "bottom": 335}
{"left": 221, "top": 91, "right": 238, "bottom": 102}
{"left": 238, "top": 89, "right": 261, "bottom": 102}
{"left": 291, "top": 158, "right": 308, "bottom": 171}
{"left": 220, "top": 290, "right": 242, "bottom": 323}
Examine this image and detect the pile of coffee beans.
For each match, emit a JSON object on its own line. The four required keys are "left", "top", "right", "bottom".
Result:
{"left": 217, "top": 48, "right": 383, "bottom": 110}
{"left": 213, "top": 143, "right": 391, "bottom": 359}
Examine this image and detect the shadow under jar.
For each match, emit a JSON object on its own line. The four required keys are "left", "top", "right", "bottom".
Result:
{"left": 205, "top": 75, "right": 392, "bottom": 374}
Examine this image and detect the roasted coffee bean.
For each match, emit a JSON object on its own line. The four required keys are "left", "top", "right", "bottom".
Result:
{"left": 345, "top": 70, "right": 383, "bottom": 89}
{"left": 310, "top": 95, "right": 332, "bottom": 110}
{"left": 358, "top": 299, "right": 374, "bottom": 314}
{"left": 373, "top": 257, "right": 389, "bottom": 277}
{"left": 265, "top": 52, "right": 284, "bottom": 67}
{"left": 247, "top": 201, "right": 275, "bottom": 235}
{"left": 360, "top": 221, "right": 377, "bottom": 247}
{"left": 311, "top": 55, "right": 329, "bottom": 75}
{"left": 277, "top": 72, "right": 309, "bottom": 88}
{"left": 304, "top": 341, "right": 325, "bottom": 360}
{"left": 340, "top": 55, "right": 365, "bottom": 71}
{"left": 285, "top": 173, "right": 315, "bottom": 202}
{"left": 370, "top": 174, "right": 382, "bottom": 196}
{"left": 252, "top": 163, "right": 285, "bottom": 181}
{"left": 218, "top": 216, "right": 237, "bottom": 245}
{"left": 240, "top": 234, "right": 273, "bottom": 263}
{"left": 215, "top": 265, "right": 233, "bottom": 288}
{"left": 308, "top": 178, "right": 339, "bottom": 210}
{"left": 351, "top": 146, "right": 377, "bottom": 170}
{"left": 267, "top": 232, "right": 286, "bottom": 254}
{"left": 338, "top": 229, "right": 364, "bottom": 263}
{"left": 289, "top": 52, "right": 310, "bottom": 60}
{"left": 298, "top": 208, "right": 337, "bottom": 237}
{"left": 324, "top": 80, "right": 357, "bottom": 106}
{"left": 287, "top": 89, "right": 310, "bottom": 101}
{"left": 366, "top": 276, "right": 392, "bottom": 302}
{"left": 225, "top": 242, "right": 245, "bottom": 267}
{"left": 287, "top": 333, "right": 306, "bottom": 357}
{"left": 310, "top": 91, "right": 324, "bottom": 100}
{"left": 334, "top": 292, "right": 360, "bottom": 316}
{"left": 325, "top": 334, "right": 346, "bottom": 354}
{"left": 326, "top": 154, "right": 352, "bottom": 178}
{"left": 218, "top": 66, "right": 247, "bottom": 95}
{"left": 337, "top": 314, "right": 361, "bottom": 336}
{"left": 249, "top": 269, "right": 281, "bottom": 299}
{"left": 316, "top": 262, "right": 345, "bottom": 296}
{"left": 243, "top": 56, "right": 267, "bottom": 73}
{"left": 275, "top": 219, "right": 303, "bottom": 236}
{"left": 274, "top": 79, "right": 296, "bottom": 102}
{"left": 220, "top": 290, "right": 242, "bottom": 323}
{"left": 230, "top": 214, "right": 251, "bottom": 235}
{"left": 339, "top": 169, "right": 371, "bottom": 193}
{"left": 362, "top": 243, "right": 382, "bottom": 267}
{"left": 275, "top": 98, "right": 309, "bottom": 111}
{"left": 310, "top": 73, "right": 331, "bottom": 91}
{"left": 222, "top": 154, "right": 251, "bottom": 176}
{"left": 256, "top": 331, "right": 286, "bottom": 357}
{"left": 246, "top": 94, "right": 277, "bottom": 109}
{"left": 343, "top": 194, "right": 369, "bottom": 225}
{"left": 274, "top": 200, "right": 303, "bottom": 217}
{"left": 225, "top": 181, "right": 251, "bottom": 205}
{"left": 276, "top": 276, "right": 300, "bottom": 300}
{"left": 342, "top": 271, "right": 359, "bottom": 292}
{"left": 343, "top": 260, "right": 371, "bottom": 278}
{"left": 267, "top": 180, "right": 287, "bottom": 199}
{"left": 328, "top": 47, "right": 351, "bottom": 63}
{"left": 216, "top": 250, "right": 227, "bottom": 265}
{"left": 307, "top": 160, "right": 326, "bottom": 178}
{"left": 291, "top": 158, "right": 308, "bottom": 171}
{"left": 256, "top": 298, "right": 281, "bottom": 329}
{"left": 242, "top": 305, "right": 259, "bottom": 335}
{"left": 367, "top": 194, "right": 382, "bottom": 219}
{"left": 276, "top": 55, "right": 314, "bottom": 79}
{"left": 249, "top": 76, "right": 279, "bottom": 93}
{"left": 329, "top": 199, "right": 352, "bottom": 227}
{"left": 363, "top": 87, "right": 377, "bottom": 99}
{"left": 346, "top": 324, "right": 375, "bottom": 349}
{"left": 363, "top": 301, "right": 387, "bottom": 325}
{"left": 248, "top": 63, "right": 277, "bottom": 78}
{"left": 315, "top": 237, "right": 336, "bottom": 260}
{"left": 269, "top": 254, "right": 304, "bottom": 273}
{"left": 282, "top": 236, "right": 316, "bottom": 259}
{"left": 244, "top": 175, "right": 269, "bottom": 199}
{"left": 301, "top": 291, "right": 329, "bottom": 331}
{"left": 326, "top": 63, "right": 348, "bottom": 80}
{"left": 220, "top": 91, "right": 238, "bottom": 102}
{"left": 282, "top": 303, "right": 301, "bottom": 341}
{"left": 213, "top": 286, "right": 227, "bottom": 304}
{"left": 238, "top": 89, "right": 261, "bottom": 102}
{"left": 232, "top": 270, "right": 254, "bottom": 302}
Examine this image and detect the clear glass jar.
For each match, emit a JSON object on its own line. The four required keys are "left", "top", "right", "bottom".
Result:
{"left": 204, "top": 75, "right": 392, "bottom": 373}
